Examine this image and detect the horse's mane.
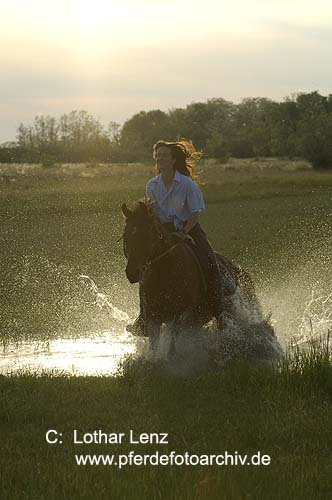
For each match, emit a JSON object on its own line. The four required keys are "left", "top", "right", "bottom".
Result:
{"left": 130, "top": 199, "right": 171, "bottom": 243}
{"left": 131, "top": 199, "right": 155, "bottom": 217}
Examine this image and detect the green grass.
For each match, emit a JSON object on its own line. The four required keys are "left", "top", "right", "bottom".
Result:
{"left": 1, "top": 343, "right": 332, "bottom": 499}
{"left": 1, "top": 159, "right": 332, "bottom": 498}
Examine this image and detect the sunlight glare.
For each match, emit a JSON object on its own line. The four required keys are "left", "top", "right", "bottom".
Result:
{"left": 75, "top": 0, "right": 130, "bottom": 30}
{"left": 0, "top": 331, "right": 138, "bottom": 376}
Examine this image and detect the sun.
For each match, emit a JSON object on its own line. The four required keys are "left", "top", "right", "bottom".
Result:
{"left": 75, "top": 0, "right": 131, "bottom": 31}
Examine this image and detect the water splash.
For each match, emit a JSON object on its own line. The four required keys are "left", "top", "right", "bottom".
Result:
{"left": 79, "top": 275, "right": 130, "bottom": 323}
{"left": 0, "top": 271, "right": 138, "bottom": 376}
{"left": 136, "top": 288, "right": 283, "bottom": 377}
{"left": 125, "top": 317, "right": 283, "bottom": 378}
{"left": 10, "top": 269, "right": 332, "bottom": 377}
{"left": 292, "top": 289, "right": 332, "bottom": 347}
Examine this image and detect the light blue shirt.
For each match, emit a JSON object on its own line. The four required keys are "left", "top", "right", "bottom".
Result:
{"left": 146, "top": 170, "right": 205, "bottom": 230}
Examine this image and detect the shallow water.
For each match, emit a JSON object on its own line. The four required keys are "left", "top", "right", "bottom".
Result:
{"left": 0, "top": 330, "right": 139, "bottom": 376}
{"left": 1, "top": 270, "right": 332, "bottom": 377}
{"left": 0, "top": 285, "right": 281, "bottom": 376}
{"left": 2, "top": 275, "right": 332, "bottom": 377}
{"left": 1, "top": 183, "right": 331, "bottom": 376}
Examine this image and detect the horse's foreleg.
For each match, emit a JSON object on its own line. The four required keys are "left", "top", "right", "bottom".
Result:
{"left": 168, "top": 316, "right": 184, "bottom": 360}
{"left": 168, "top": 325, "right": 176, "bottom": 360}
{"left": 145, "top": 318, "right": 161, "bottom": 355}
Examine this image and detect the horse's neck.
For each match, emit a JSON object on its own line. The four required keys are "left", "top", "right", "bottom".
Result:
{"left": 150, "top": 225, "right": 170, "bottom": 260}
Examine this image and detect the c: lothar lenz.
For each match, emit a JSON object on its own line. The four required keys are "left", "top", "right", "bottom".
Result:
{"left": 73, "top": 429, "right": 169, "bottom": 445}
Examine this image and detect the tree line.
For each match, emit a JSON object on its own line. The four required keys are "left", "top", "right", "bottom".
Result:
{"left": 1, "top": 91, "right": 332, "bottom": 169}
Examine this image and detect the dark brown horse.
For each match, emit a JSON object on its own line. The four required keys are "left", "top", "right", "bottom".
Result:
{"left": 121, "top": 201, "right": 257, "bottom": 354}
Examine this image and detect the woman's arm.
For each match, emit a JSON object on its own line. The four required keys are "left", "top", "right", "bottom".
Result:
{"left": 184, "top": 179, "right": 205, "bottom": 233}
{"left": 183, "top": 211, "right": 200, "bottom": 233}
{"left": 185, "top": 179, "right": 205, "bottom": 234}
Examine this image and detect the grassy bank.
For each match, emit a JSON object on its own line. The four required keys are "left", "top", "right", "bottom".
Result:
{"left": 1, "top": 342, "right": 332, "bottom": 499}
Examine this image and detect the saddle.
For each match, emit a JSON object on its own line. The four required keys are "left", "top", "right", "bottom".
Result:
{"left": 169, "top": 231, "right": 237, "bottom": 297}
{"left": 169, "top": 231, "right": 207, "bottom": 294}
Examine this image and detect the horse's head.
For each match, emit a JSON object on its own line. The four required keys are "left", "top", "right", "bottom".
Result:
{"left": 121, "top": 201, "right": 165, "bottom": 283}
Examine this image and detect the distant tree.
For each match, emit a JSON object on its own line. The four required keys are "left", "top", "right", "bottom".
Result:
{"left": 295, "top": 92, "right": 332, "bottom": 169}
{"left": 269, "top": 97, "right": 299, "bottom": 157}
{"left": 17, "top": 115, "right": 58, "bottom": 149}
{"left": 0, "top": 146, "right": 20, "bottom": 162}
{"left": 13, "top": 110, "right": 112, "bottom": 164}
{"left": 106, "top": 121, "right": 123, "bottom": 161}
{"left": 168, "top": 107, "right": 189, "bottom": 140}
{"left": 169, "top": 98, "right": 235, "bottom": 157}
{"left": 201, "top": 98, "right": 235, "bottom": 158}
{"left": 229, "top": 98, "right": 276, "bottom": 157}
{"left": 58, "top": 110, "right": 110, "bottom": 162}
{"left": 108, "top": 121, "right": 121, "bottom": 144}
{"left": 178, "top": 102, "right": 212, "bottom": 149}
{"left": 204, "top": 132, "right": 230, "bottom": 160}
{"left": 120, "top": 110, "right": 173, "bottom": 161}
{"left": 3, "top": 92, "right": 332, "bottom": 166}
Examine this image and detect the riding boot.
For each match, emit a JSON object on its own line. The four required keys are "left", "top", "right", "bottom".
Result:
{"left": 126, "top": 313, "right": 146, "bottom": 336}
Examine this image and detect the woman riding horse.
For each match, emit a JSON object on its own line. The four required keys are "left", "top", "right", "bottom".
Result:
{"left": 126, "top": 139, "right": 235, "bottom": 335}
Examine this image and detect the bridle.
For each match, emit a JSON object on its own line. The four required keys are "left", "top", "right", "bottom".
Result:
{"left": 121, "top": 216, "right": 182, "bottom": 279}
{"left": 140, "top": 242, "right": 181, "bottom": 276}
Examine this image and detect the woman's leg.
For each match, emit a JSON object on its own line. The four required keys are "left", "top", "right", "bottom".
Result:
{"left": 188, "top": 223, "right": 226, "bottom": 319}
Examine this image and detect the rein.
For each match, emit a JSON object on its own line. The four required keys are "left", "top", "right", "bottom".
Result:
{"left": 148, "top": 243, "right": 180, "bottom": 265}
{"left": 140, "top": 242, "right": 181, "bottom": 277}
{"left": 139, "top": 237, "right": 207, "bottom": 293}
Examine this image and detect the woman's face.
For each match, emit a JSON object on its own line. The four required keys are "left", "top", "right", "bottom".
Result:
{"left": 155, "top": 146, "right": 175, "bottom": 175}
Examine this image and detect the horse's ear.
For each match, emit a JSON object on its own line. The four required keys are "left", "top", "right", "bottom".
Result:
{"left": 121, "top": 203, "right": 132, "bottom": 218}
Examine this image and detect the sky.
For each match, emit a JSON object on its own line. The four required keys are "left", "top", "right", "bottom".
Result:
{"left": 1, "top": 0, "right": 332, "bottom": 142}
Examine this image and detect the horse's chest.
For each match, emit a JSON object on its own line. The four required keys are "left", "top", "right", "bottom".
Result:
{"left": 141, "top": 263, "right": 200, "bottom": 316}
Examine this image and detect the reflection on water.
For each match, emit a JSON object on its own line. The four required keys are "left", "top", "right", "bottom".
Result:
{"left": 1, "top": 272, "right": 330, "bottom": 377}
{"left": 0, "top": 270, "right": 141, "bottom": 376}
{"left": 0, "top": 330, "right": 139, "bottom": 376}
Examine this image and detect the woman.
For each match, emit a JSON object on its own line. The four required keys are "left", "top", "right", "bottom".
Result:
{"left": 127, "top": 139, "right": 231, "bottom": 335}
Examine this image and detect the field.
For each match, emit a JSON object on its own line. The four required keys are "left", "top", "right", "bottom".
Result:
{"left": 1, "top": 159, "right": 332, "bottom": 499}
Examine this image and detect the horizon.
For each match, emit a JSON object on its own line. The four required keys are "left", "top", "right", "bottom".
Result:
{"left": 1, "top": 90, "right": 327, "bottom": 145}
{"left": 0, "top": 90, "right": 330, "bottom": 146}
{"left": 1, "top": 0, "right": 332, "bottom": 142}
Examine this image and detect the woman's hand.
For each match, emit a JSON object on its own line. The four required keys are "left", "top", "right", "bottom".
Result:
{"left": 171, "top": 231, "right": 195, "bottom": 245}
{"left": 184, "top": 212, "right": 200, "bottom": 233}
